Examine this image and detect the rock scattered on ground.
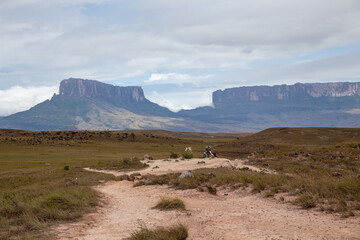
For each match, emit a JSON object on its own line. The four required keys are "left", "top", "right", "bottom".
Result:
{"left": 178, "top": 170, "right": 194, "bottom": 179}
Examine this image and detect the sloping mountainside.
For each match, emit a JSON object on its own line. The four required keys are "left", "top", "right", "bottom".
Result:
{"left": 0, "top": 78, "right": 238, "bottom": 132}
{"left": 179, "top": 82, "right": 360, "bottom": 130}
{"left": 1, "top": 79, "right": 360, "bottom": 131}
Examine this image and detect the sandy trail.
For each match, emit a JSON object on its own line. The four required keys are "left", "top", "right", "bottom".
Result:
{"left": 53, "top": 158, "right": 360, "bottom": 240}
{"left": 84, "top": 157, "right": 275, "bottom": 176}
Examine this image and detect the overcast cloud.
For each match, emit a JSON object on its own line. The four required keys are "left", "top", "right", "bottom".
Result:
{"left": 0, "top": 0, "right": 360, "bottom": 114}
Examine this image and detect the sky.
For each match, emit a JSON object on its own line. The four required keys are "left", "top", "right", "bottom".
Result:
{"left": 0, "top": 0, "right": 360, "bottom": 116}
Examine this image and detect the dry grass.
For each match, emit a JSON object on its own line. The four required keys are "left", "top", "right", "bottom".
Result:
{"left": 1, "top": 127, "right": 360, "bottom": 238}
{"left": 0, "top": 129, "right": 215, "bottom": 239}
{"left": 129, "top": 224, "right": 188, "bottom": 240}
{"left": 170, "top": 152, "right": 179, "bottom": 159}
{"left": 142, "top": 164, "right": 360, "bottom": 214}
{"left": 153, "top": 198, "right": 185, "bottom": 211}
{"left": 182, "top": 153, "right": 193, "bottom": 159}
{"left": 95, "top": 158, "right": 148, "bottom": 171}
{"left": 297, "top": 194, "right": 316, "bottom": 209}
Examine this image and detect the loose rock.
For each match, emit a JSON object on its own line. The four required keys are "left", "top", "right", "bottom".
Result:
{"left": 178, "top": 170, "right": 194, "bottom": 179}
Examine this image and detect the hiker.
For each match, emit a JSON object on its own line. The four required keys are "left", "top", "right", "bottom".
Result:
{"left": 205, "top": 145, "right": 215, "bottom": 158}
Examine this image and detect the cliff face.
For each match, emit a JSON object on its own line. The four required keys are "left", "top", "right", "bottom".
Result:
{"left": 213, "top": 82, "right": 360, "bottom": 107}
{"left": 59, "top": 78, "right": 145, "bottom": 104}
{"left": 2, "top": 79, "right": 360, "bottom": 132}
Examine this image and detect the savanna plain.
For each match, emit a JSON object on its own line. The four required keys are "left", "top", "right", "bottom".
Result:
{"left": 0, "top": 128, "right": 359, "bottom": 239}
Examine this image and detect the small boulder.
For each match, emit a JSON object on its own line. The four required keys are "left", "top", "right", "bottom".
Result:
{"left": 197, "top": 161, "right": 206, "bottom": 164}
{"left": 332, "top": 172, "right": 342, "bottom": 177}
{"left": 178, "top": 170, "right": 194, "bottom": 179}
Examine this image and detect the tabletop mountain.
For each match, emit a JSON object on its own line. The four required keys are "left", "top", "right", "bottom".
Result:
{"left": 0, "top": 78, "right": 183, "bottom": 131}
{"left": 1, "top": 79, "right": 360, "bottom": 131}
{"left": 178, "top": 82, "right": 360, "bottom": 130}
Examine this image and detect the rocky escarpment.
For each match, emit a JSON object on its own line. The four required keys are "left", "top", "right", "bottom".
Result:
{"left": 2, "top": 79, "right": 360, "bottom": 132}
{"left": 213, "top": 82, "right": 360, "bottom": 107}
{"left": 59, "top": 78, "right": 145, "bottom": 104}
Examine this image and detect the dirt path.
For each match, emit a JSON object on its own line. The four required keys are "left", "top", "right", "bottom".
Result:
{"left": 84, "top": 157, "right": 275, "bottom": 176}
{"left": 53, "top": 158, "right": 360, "bottom": 240}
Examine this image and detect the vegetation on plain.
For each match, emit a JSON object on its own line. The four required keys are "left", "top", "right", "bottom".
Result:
{"left": 130, "top": 224, "right": 188, "bottom": 240}
{"left": 0, "top": 129, "right": 213, "bottom": 239}
{"left": 153, "top": 198, "right": 186, "bottom": 211}
{"left": 139, "top": 128, "right": 360, "bottom": 216}
{"left": 95, "top": 158, "right": 148, "bottom": 170}
{"left": 170, "top": 152, "right": 179, "bottom": 159}
{"left": 182, "top": 153, "right": 193, "bottom": 159}
{"left": 1, "top": 127, "right": 360, "bottom": 238}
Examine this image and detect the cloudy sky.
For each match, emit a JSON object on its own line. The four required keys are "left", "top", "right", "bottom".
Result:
{"left": 1, "top": 0, "right": 360, "bottom": 116}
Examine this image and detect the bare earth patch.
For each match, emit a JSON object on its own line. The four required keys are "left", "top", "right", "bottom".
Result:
{"left": 84, "top": 157, "right": 274, "bottom": 176}
{"left": 53, "top": 158, "right": 360, "bottom": 240}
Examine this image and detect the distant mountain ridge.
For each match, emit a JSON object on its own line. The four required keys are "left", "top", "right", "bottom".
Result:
{"left": 213, "top": 82, "right": 360, "bottom": 106}
{"left": 1, "top": 79, "right": 360, "bottom": 132}
{"left": 180, "top": 81, "right": 360, "bottom": 130}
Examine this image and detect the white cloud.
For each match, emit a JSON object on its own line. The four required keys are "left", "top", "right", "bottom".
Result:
{"left": 148, "top": 89, "right": 214, "bottom": 112}
{"left": 1, "top": 0, "right": 359, "bottom": 89}
{"left": 146, "top": 73, "right": 213, "bottom": 86}
{"left": 0, "top": 85, "right": 58, "bottom": 116}
{"left": 0, "top": 0, "right": 360, "bottom": 112}
{"left": 146, "top": 73, "right": 190, "bottom": 84}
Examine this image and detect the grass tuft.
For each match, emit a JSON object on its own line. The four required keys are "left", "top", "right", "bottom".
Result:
{"left": 170, "top": 152, "right": 179, "bottom": 159}
{"left": 130, "top": 224, "right": 188, "bottom": 240}
{"left": 95, "top": 158, "right": 148, "bottom": 171}
{"left": 153, "top": 198, "right": 186, "bottom": 211}
{"left": 182, "top": 153, "right": 193, "bottom": 159}
{"left": 298, "top": 193, "right": 316, "bottom": 209}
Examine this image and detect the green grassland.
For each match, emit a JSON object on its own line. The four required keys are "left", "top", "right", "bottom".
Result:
{"left": 0, "top": 129, "right": 237, "bottom": 239}
{"left": 1, "top": 128, "right": 360, "bottom": 239}
{"left": 137, "top": 128, "right": 360, "bottom": 217}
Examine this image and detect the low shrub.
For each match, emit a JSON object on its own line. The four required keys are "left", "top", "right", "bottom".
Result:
{"left": 348, "top": 143, "right": 360, "bottom": 148}
{"left": 298, "top": 193, "right": 316, "bottom": 209}
{"left": 130, "top": 224, "right": 188, "bottom": 240}
{"left": 153, "top": 198, "right": 185, "bottom": 211}
{"left": 95, "top": 158, "right": 148, "bottom": 170}
{"left": 182, "top": 153, "right": 193, "bottom": 159}
{"left": 170, "top": 152, "right": 179, "bottom": 159}
{"left": 205, "top": 185, "right": 217, "bottom": 195}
